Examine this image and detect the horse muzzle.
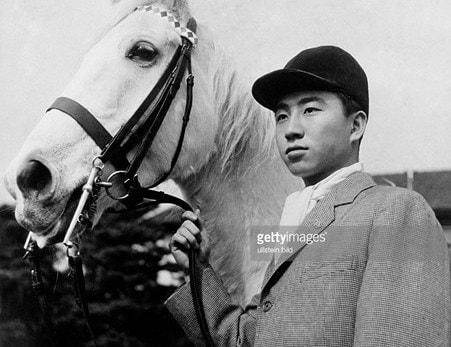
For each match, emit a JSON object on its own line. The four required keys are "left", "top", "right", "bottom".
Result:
{"left": 5, "top": 153, "right": 84, "bottom": 239}
{"left": 16, "top": 159, "right": 56, "bottom": 201}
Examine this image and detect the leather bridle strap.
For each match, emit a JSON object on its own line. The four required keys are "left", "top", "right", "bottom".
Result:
{"left": 48, "top": 97, "right": 111, "bottom": 148}
{"left": 149, "top": 54, "right": 194, "bottom": 188}
{"left": 99, "top": 44, "right": 183, "bottom": 164}
{"left": 68, "top": 252, "right": 97, "bottom": 346}
{"left": 123, "top": 39, "right": 192, "bottom": 182}
{"left": 26, "top": 242, "right": 57, "bottom": 346}
{"left": 47, "top": 97, "right": 130, "bottom": 171}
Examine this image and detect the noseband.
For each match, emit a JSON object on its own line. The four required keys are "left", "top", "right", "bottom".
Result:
{"left": 24, "top": 6, "right": 214, "bottom": 346}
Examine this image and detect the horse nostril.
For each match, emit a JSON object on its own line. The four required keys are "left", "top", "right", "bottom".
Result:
{"left": 17, "top": 160, "right": 53, "bottom": 198}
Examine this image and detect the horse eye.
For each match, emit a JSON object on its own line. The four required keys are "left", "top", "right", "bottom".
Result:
{"left": 127, "top": 42, "right": 158, "bottom": 65}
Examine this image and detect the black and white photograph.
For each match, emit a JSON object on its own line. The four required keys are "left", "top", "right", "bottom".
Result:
{"left": 0, "top": 1, "right": 450, "bottom": 346}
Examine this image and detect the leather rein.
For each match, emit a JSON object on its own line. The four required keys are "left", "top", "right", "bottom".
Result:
{"left": 23, "top": 6, "right": 214, "bottom": 346}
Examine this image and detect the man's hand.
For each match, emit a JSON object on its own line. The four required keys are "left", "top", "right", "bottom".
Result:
{"left": 170, "top": 209, "right": 207, "bottom": 274}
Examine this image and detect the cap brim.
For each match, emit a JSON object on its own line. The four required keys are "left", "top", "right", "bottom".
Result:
{"left": 252, "top": 69, "right": 342, "bottom": 111}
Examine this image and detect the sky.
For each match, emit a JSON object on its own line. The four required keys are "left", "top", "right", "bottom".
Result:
{"left": 1, "top": 0, "right": 450, "bottom": 203}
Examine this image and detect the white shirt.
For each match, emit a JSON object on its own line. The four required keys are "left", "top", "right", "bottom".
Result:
{"left": 279, "top": 163, "right": 364, "bottom": 227}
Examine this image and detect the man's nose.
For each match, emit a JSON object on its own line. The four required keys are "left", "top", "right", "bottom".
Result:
{"left": 285, "top": 115, "right": 304, "bottom": 141}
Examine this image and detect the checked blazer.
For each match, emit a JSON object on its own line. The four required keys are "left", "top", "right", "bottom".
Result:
{"left": 165, "top": 172, "right": 451, "bottom": 346}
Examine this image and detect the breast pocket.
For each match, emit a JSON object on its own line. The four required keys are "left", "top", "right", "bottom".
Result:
{"left": 300, "top": 255, "right": 358, "bottom": 282}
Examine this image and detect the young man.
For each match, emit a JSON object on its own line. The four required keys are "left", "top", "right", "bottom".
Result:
{"left": 165, "top": 46, "right": 451, "bottom": 346}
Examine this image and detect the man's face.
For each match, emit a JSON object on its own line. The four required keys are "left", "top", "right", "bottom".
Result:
{"left": 274, "top": 90, "right": 356, "bottom": 186}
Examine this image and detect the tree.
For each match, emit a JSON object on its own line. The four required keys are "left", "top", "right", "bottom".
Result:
{"left": 0, "top": 205, "right": 192, "bottom": 346}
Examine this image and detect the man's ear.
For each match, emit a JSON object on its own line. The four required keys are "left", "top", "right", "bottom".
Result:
{"left": 350, "top": 111, "right": 368, "bottom": 144}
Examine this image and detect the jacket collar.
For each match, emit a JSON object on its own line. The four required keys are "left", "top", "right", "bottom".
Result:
{"left": 261, "top": 171, "right": 376, "bottom": 289}
{"left": 331, "top": 171, "right": 376, "bottom": 206}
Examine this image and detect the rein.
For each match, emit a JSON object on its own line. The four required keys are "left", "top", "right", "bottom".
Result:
{"left": 23, "top": 6, "right": 214, "bottom": 346}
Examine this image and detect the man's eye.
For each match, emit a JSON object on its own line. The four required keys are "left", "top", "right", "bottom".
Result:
{"left": 304, "top": 107, "right": 318, "bottom": 114}
{"left": 127, "top": 42, "right": 158, "bottom": 65}
{"left": 275, "top": 113, "right": 288, "bottom": 123}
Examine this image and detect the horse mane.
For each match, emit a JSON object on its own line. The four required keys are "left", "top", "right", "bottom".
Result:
{"left": 81, "top": 0, "right": 295, "bottom": 304}
{"left": 208, "top": 43, "right": 276, "bottom": 179}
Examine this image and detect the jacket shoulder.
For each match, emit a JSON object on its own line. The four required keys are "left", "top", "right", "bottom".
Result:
{"left": 368, "top": 184, "right": 428, "bottom": 203}
{"left": 363, "top": 183, "right": 438, "bottom": 225}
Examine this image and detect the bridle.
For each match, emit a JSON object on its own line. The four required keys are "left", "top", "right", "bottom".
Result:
{"left": 23, "top": 5, "right": 214, "bottom": 346}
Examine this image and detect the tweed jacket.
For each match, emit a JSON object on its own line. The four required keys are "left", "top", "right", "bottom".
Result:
{"left": 165, "top": 172, "right": 451, "bottom": 346}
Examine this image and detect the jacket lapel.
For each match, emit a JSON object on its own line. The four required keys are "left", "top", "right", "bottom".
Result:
{"left": 260, "top": 171, "right": 376, "bottom": 290}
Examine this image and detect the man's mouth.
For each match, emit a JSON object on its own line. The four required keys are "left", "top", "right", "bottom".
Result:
{"left": 286, "top": 145, "right": 308, "bottom": 155}
{"left": 285, "top": 145, "right": 308, "bottom": 161}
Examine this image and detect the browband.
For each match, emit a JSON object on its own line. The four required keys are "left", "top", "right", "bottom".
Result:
{"left": 135, "top": 5, "right": 198, "bottom": 45}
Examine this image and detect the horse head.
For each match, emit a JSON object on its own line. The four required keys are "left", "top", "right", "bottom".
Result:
{"left": 4, "top": 0, "right": 220, "bottom": 247}
{"left": 5, "top": 0, "right": 297, "bottom": 304}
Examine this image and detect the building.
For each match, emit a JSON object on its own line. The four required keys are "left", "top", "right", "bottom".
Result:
{"left": 373, "top": 170, "right": 451, "bottom": 244}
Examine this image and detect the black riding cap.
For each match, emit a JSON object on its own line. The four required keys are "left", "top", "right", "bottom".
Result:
{"left": 252, "top": 45, "right": 369, "bottom": 114}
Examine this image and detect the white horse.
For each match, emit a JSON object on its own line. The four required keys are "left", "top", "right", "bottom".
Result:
{"left": 4, "top": 0, "right": 298, "bottom": 305}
